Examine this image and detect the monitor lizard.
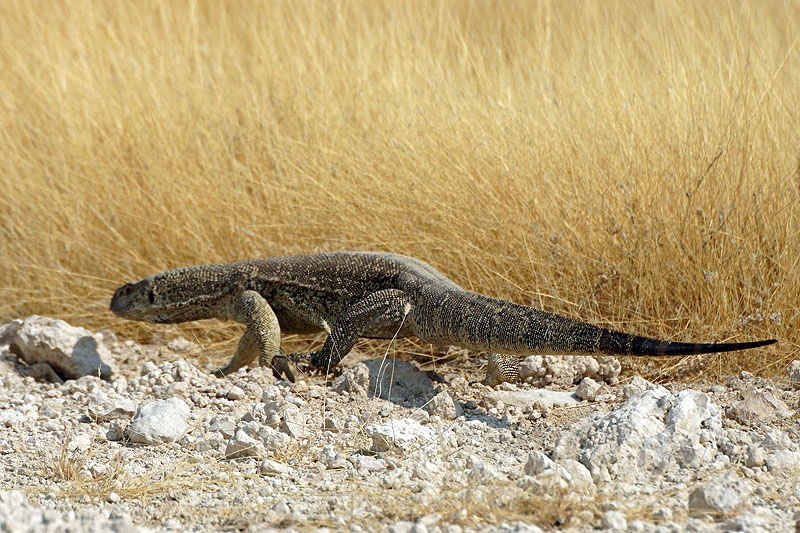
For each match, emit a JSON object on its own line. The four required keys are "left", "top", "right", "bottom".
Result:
{"left": 109, "top": 251, "right": 776, "bottom": 384}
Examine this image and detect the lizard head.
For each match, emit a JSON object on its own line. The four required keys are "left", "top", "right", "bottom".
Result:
{"left": 110, "top": 265, "right": 232, "bottom": 323}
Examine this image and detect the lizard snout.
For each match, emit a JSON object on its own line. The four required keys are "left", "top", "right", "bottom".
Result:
{"left": 110, "top": 283, "right": 136, "bottom": 314}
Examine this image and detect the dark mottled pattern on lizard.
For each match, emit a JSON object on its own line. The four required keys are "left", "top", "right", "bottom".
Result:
{"left": 109, "top": 252, "right": 777, "bottom": 384}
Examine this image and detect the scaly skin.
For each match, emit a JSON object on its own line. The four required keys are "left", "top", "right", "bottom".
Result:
{"left": 110, "top": 252, "right": 777, "bottom": 384}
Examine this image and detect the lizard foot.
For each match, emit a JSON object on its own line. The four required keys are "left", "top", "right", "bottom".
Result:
{"left": 213, "top": 366, "right": 233, "bottom": 378}
{"left": 480, "top": 353, "right": 520, "bottom": 386}
{"left": 269, "top": 354, "right": 297, "bottom": 383}
{"left": 287, "top": 351, "right": 344, "bottom": 378}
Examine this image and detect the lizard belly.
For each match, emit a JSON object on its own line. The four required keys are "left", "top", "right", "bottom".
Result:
{"left": 274, "top": 312, "right": 326, "bottom": 335}
{"left": 360, "top": 321, "right": 415, "bottom": 340}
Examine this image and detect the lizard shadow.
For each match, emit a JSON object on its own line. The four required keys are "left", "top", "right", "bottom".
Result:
{"left": 332, "top": 357, "right": 513, "bottom": 429}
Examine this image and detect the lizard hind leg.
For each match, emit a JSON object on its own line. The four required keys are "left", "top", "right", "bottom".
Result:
{"left": 295, "top": 289, "right": 412, "bottom": 375}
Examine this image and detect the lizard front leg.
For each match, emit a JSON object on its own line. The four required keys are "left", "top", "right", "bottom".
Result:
{"left": 291, "top": 289, "right": 412, "bottom": 374}
{"left": 214, "top": 290, "right": 293, "bottom": 381}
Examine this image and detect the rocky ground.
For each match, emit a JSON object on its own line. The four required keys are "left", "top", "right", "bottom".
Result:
{"left": 0, "top": 315, "right": 798, "bottom": 532}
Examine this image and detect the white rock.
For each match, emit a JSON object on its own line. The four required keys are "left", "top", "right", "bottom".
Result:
{"left": 745, "top": 445, "right": 765, "bottom": 467}
{"left": 425, "top": 390, "right": 462, "bottom": 420}
{"left": 622, "top": 376, "right": 655, "bottom": 399}
{"left": 112, "top": 377, "right": 128, "bottom": 394}
{"left": 367, "top": 418, "right": 439, "bottom": 455}
{"left": 334, "top": 358, "right": 435, "bottom": 406}
{"left": 271, "top": 500, "right": 290, "bottom": 516}
{"left": 485, "top": 389, "right": 581, "bottom": 410}
{"left": 225, "top": 426, "right": 266, "bottom": 459}
{"left": 561, "top": 459, "right": 594, "bottom": 492}
{"left": 166, "top": 336, "right": 194, "bottom": 353}
{"left": 226, "top": 386, "right": 246, "bottom": 400}
{"left": 9, "top": 316, "right": 114, "bottom": 380}
{"left": 352, "top": 455, "right": 386, "bottom": 472}
{"left": 106, "top": 421, "right": 125, "bottom": 441}
{"left": 765, "top": 450, "right": 800, "bottom": 472}
{"left": 520, "top": 451, "right": 593, "bottom": 494}
{"left": 209, "top": 418, "right": 237, "bottom": 439}
{"left": 165, "top": 382, "right": 188, "bottom": 396}
{"left": 333, "top": 362, "right": 372, "bottom": 396}
{"left": 601, "top": 510, "right": 628, "bottom": 530}
{"left": 67, "top": 433, "right": 93, "bottom": 453}
{"left": 0, "top": 489, "right": 153, "bottom": 532}
{"left": 276, "top": 402, "right": 307, "bottom": 438}
{"left": 466, "top": 455, "right": 502, "bottom": 481}
{"left": 249, "top": 400, "right": 307, "bottom": 438}
{"left": 688, "top": 470, "right": 751, "bottom": 516}
{"left": 256, "top": 424, "right": 292, "bottom": 453}
{"left": 194, "top": 434, "right": 225, "bottom": 454}
{"left": 259, "top": 458, "right": 290, "bottom": 475}
{"left": 760, "top": 427, "right": 793, "bottom": 452}
{"left": 575, "top": 377, "right": 601, "bottom": 401}
{"left": 523, "top": 451, "right": 556, "bottom": 476}
{"left": 87, "top": 397, "right": 137, "bottom": 422}
{"left": 387, "top": 521, "right": 414, "bottom": 533}
{"left": 666, "top": 390, "right": 722, "bottom": 434}
{"left": 553, "top": 387, "right": 723, "bottom": 483}
{"left": 261, "top": 385, "right": 282, "bottom": 403}
{"left": 727, "top": 390, "right": 791, "bottom": 425}
{"left": 724, "top": 511, "right": 771, "bottom": 533}
{"left": 0, "top": 409, "right": 28, "bottom": 428}
{"left": 124, "top": 398, "right": 190, "bottom": 444}
{"left": 675, "top": 441, "right": 715, "bottom": 469}
{"left": 320, "top": 445, "right": 349, "bottom": 470}
{"left": 627, "top": 521, "right": 647, "bottom": 532}
{"left": 519, "top": 355, "right": 620, "bottom": 387}
{"left": 786, "top": 360, "right": 800, "bottom": 387}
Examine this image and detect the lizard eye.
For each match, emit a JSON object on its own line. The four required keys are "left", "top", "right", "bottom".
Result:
{"left": 148, "top": 290, "right": 155, "bottom": 304}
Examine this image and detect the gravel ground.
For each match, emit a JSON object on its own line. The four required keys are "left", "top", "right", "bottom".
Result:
{"left": 0, "top": 316, "right": 798, "bottom": 532}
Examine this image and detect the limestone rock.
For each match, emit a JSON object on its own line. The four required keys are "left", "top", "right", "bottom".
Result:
{"left": 225, "top": 426, "right": 266, "bottom": 459}
{"left": 259, "top": 458, "right": 290, "bottom": 476}
{"left": 124, "top": 398, "right": 190, "bottom": 444}
{"left": 8, "top": 316, "right": 114, "bottom": 380}
{"left": 727, "top": 390, "right": 791, "bottom": 425}
{"left": 367, "top": 418, "right": 439, "bottom": 455}
{"left": 622, "top": 376, "right": 656, "bottom": 399}
{"left": 786, "top": 360, "right": 800, "bottom": 387}
{"left": 485, "top": 389, "right": 581, "bottom": 410}
{"left": 601, "top": 510, "right": 628, "bottom": 530}
{"left": 425, "top": 390, "right": 462, "bottom": 420}
{"left": 519, "top": 354, "right": 620, "bottom": 387}
{"left": 688, "top": 470, "right": 751, "bottom": 517}
{"left": 575, "top": 377, "right": 603, "bottom": 401}
{"left": 553, "top": 387, "right": 722, "bottom": 483}
{"left": 87, "top": 396, "right": 137, "bottom": 422}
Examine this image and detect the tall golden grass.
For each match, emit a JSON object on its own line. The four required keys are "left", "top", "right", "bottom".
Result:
{"left": 1, "top": 0, "right": 796, "bottom": 378}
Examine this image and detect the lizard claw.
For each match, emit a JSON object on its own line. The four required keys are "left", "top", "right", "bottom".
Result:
{"left": 269, "top": 355, "right": 297, "bottom": 383}
{"left": 287, "top": 351, "right": 315, "bottom": 367}
{"left": 287, "top": 351, "right": 344, "bottom": 377}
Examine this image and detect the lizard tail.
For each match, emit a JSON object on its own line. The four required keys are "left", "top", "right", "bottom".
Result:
{"left": 421, "top": 290, "right": 777, "bottom": 357}
{"left": 594, "top": 329, "right": 776, "bottom": 356}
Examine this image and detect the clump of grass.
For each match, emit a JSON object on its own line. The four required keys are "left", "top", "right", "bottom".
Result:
{"left": 0, "top": 0, "right": 796, "bottom": 378}
{"left": 46, "top": 436, "right": 233, "bottom": 503}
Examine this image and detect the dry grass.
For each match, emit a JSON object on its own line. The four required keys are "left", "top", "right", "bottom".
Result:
{"left": 1, "top": 0, "right": 798, "bottom": 379}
